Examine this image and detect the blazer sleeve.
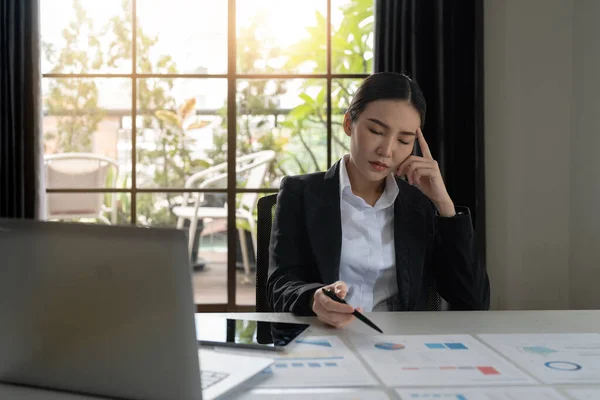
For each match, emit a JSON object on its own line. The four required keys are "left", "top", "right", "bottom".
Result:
{"left": 432, "top": 205, "right": 491, "bottom": 310}
{"left": 267, "top": 176, "right": 324, "bottom": 315}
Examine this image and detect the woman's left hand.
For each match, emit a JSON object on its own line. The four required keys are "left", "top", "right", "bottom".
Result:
{"left": 395, "top": 128, "right": 456, "bottom": 217}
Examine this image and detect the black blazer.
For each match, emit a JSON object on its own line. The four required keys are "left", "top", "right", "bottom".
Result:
{"left": 267, "top": 160, "right": 490, "bottom": 315}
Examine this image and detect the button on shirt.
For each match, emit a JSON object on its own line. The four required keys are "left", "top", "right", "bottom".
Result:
{"left": 338, "top": 155, "right": 399, "bottom": 312}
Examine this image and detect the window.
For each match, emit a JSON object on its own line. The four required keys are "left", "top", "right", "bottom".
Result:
{"left": 42, "top": 0, "right": 373, "bottom": 311}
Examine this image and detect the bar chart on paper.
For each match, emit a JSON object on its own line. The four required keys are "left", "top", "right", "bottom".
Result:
{"left": 350, "top": 334, "right": 535, "bottom": 387}
{"left": 395, "top": 387, "right": 567, "bottom": 400}
{"left": 256, "top": 336, "right": 378, "bottom": 388}
{"left": 478, "top": 334, "right": 600, "bottom": 384}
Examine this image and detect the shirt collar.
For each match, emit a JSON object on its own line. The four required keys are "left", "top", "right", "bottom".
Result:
{"left": 339, "top": 154, "right": 399, "bottom": 209}
{"left": 339, "top": 154, "right": 352, "bottom": 194}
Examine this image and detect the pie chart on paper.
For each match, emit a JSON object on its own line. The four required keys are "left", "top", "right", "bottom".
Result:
{"left": 374, "top": 342, "right": 405, "bottom": 350}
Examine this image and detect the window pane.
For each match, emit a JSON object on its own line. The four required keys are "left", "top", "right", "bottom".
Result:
{"left": 43, "top": 78, "right": 132, "bottom": 189}
{"left": 41, "top": 0, "right": 132, "bottom": 74}
{"left": 237, "top": 0, "right": 326, "bottom": 74}
{"left": 137, "top": 0, "right": 227, "bottom": 74}
{"left": 45, "top": 193, "right": 131, "bottom": 225}
{"left": 331, "top": 78, "right": 362, "bottom": 162}
{"left": 236, "top": 79, "right": 327, "bottom": 188}
{"left": 136, "top": 79, "right": 227, "bottom": 188}
{"left": 136, "top": 192, "right": 227, "bottom": 305}
{"left": 331, "top": 0, "right": 374, "bottom": 74}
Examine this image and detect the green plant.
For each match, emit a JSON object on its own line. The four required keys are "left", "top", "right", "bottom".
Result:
{"left": 44, "top": 0, "right": 374, "bottom": 226}
{"left": 43, "top": 0, "right": 105, "bottom": 153}
{"left": 152, "top": 97, "right": 212, "bottom": 185}
{"left": 105, "top": 0, "right": 185, "bottom": 226}
{"left": 206, "top": 12, "right": 290, "bottom": 184}
{"left": 284, "top": 0, "right": 374, "bottom": 161}
{"left": 208, "top": 0, "right": 374, "bottom": 183}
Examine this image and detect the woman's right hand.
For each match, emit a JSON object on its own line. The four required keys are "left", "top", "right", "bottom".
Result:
{"left": 311, "top": 281, "right": 361, "bottom": 329}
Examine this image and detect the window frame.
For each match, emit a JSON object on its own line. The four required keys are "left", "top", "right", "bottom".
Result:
{"left": 43, "top": 0, "right": 371, "bottom": 312}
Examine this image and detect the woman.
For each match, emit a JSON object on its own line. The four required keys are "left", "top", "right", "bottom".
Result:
{"left": 267, "top": 72, "right": 490, "bottom": 329}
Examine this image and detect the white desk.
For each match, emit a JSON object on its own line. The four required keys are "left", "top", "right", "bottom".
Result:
{"left": 2, "top": 310, "right": 600, "bottom": 399}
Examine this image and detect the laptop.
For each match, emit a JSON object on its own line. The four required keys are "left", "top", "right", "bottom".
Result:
{"left": 0, "top": 219, "right": 273, "bottom": 400}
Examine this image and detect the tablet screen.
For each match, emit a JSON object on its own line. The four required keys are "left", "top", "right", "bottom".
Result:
{"left": 197, "top": 317, "right": 310, "bottom": 351}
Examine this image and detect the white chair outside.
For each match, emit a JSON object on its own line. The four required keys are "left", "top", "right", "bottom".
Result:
{"left": 172, "top": 150, "right": 276, "bottom": 282}
{"left": 44, "top": 153, "right": 119, "bottom": 224}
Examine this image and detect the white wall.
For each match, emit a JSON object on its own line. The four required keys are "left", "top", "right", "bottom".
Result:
{"left": 485, "top": 0, "right": 574, "bottom": 309}
{"left": 570, "top": 0, "right": 600, "bottom": 309}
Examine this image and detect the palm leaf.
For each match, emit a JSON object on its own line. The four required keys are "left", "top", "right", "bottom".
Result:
{"left": 178, "top": 98, "right": 197, "bottom": 121}
{"left": 186, "top": 120, "right": 211, "bottom": 130}
{"left": 155, "top": 110, "right": 180, "bottom": 127}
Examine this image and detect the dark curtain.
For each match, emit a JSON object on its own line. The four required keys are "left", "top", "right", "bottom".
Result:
{"left": 375, "top": 0, "right": 486, "bottom": 262}
{"left": 0, "top": 0, "right": 43, "bottom": 219}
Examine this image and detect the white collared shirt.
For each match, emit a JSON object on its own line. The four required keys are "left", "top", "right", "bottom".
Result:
{"left": 338, "top": 155, "right": 399, "bottom": 312}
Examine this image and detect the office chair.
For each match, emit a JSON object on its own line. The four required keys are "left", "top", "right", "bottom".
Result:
{"left": 254, "top": 194, "right": 441, "bottom": 312}
{"left": 255, "top": 194, "right": 278, "bottom": 312}
{"left": 173, "top": 150, "right": 276, "bottom": 280}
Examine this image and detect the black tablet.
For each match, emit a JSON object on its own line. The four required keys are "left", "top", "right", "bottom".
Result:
{"left": 197, "top": 318, "right": 310, "bottom": 352}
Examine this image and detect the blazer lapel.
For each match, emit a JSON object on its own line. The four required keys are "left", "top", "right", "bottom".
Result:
{"left": 394, "top": 179, "right": 427, "bottom": 310}
{"left": 305, "top": 161, "right": 342, "bottom": 285}
{"left": 304, "top": 166, "right": 427, "bottom": 308}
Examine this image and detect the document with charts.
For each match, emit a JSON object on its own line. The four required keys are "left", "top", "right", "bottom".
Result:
{"left": 563, "top": 387, "right": 600, "bottom": 400}
{"left": 478, "top": 333, "right": 600, "bottom": 384}
{"left": 227, "top": 388, "right": 390, "bottom": 400}
{"left": 396, "top": 387, "right": 566, "bottom": 400}
{"left": 349, "top": 334, "right": 535, "bottom": 387}
{"left": 220, "top": 336, "right": 378, "bottom": 388}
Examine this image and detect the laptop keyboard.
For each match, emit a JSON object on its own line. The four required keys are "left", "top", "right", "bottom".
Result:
{"left": 201, "top": 370, "right": 230, "bottom": 389}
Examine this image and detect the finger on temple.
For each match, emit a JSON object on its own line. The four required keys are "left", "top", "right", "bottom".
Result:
{"left": 417, "top": 128, "right": 433, "bottom": 159}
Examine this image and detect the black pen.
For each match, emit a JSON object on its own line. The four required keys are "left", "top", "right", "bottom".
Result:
{"left": 321, "top": 288, "right": 384, "bottom": 334}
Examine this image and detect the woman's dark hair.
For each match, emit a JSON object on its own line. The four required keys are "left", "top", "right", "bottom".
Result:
{"left": 346, "top": 72, "right": 426, "bottom": 128}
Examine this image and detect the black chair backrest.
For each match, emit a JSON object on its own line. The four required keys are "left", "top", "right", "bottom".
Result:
{"left": 254, "top": 193, "right": 441, "bottom": 312}
{"left": 428, "top": 282, "right": 441, "bottom": 311}
{"left": 255, "top": 194, "right": 278, "bottom": 312}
